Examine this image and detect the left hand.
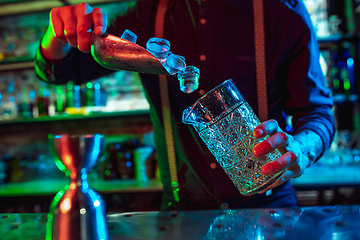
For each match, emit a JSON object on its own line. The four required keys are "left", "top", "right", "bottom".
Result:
{"left": 252, "top": 119, "right": 310, "bottom": 194}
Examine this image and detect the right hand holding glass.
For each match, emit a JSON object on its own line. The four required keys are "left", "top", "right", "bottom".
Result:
{"left": 49, "top": 3, "right": 107, "bottom": 52}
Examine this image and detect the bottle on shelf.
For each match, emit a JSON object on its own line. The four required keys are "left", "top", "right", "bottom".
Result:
{"left": 74, "top": 85, "right": 81, "bottom": 108}
{"left": 65, "top": 82, "right": 75, "bottom": 109}
{"left": 0, "top": 93, "right": 3, "bottom": 120}
{"left": 37, "top": 85, "right": 49, "bottom": 117}
{"left": 0, "top": 156, "right": 6, "bottom": 185}
{"left": 2, "top": 95, "right": 17, "bottom": 120}
{"left": 94, "top": 82, "right": 102, "bottom": 107}
{"left": 29, "top": 89, "right": 36, "bottom": 118}
{"left": 85, "top": 82, "right": 94, "bottom": 107}
{"left": 18, "top": 87, "right": 32, "bottom": 118}
{"left": 55, "top": 85, "right": 65, "bottom": 115}
{"left": 329, "top": 43, "right": 357, "bottom": 101}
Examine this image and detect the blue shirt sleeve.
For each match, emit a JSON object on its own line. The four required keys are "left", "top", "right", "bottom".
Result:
{"left": 282, "top": 1, "right": 335, "bottom": 158}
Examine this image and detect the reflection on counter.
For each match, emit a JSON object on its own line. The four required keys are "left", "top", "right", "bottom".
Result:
{"left": 1, "top": 205, "right": 360, "bottom": 240}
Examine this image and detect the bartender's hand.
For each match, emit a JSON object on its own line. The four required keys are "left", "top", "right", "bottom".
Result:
{"left": 252, "top": 119, "right": 323, "bottom": 193}
{"left": 41, "top": 3, "right": 107, "bottom": 60}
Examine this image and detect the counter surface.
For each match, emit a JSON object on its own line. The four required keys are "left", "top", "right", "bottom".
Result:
{"left": 1, "top": 205, "right": 359, "bottom": 239}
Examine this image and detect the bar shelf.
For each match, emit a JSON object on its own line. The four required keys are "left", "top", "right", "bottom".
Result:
{"left": 0, "top": 179, "right": 163, "bottom": 197}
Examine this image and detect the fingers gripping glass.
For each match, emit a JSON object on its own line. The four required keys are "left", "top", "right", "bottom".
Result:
{"left": 183, "top": 79, "right": 285, "bottom": 196}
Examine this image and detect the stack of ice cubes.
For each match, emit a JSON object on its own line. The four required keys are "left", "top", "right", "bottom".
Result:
{"left": 120, "top": 30, "right": 200, "bottom": 94}
{"left": 146, "top": 36, "right": 200, "bottom": 94}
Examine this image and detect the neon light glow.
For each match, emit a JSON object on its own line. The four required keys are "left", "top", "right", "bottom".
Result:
{"left": 63, "top": 154, "right": 72, "bottom": 166}
{"left": 80, "top": 208, "right": 86, "bottom": 215}
{"left": 344, "top": 78, "right": 351, "bottom": 90}
{"left": 60, "top": 198, "right": 72, "bottom": 214}
{"left": 91, "top": 135, "right": 101, "bottom": 164}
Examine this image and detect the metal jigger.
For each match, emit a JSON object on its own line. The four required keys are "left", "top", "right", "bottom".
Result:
{"left": 46, "top": 134, "right": 108, "bottom": 240}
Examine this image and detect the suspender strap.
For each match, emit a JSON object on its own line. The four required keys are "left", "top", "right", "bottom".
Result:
{"left": 253, "top": 0, "right": 268, "bottom": 122}
{"left": 153, "top": 0, "right": 267, "bottom": 203}
{"left": 155, "top": 0, "right": 180, "bottom": 202}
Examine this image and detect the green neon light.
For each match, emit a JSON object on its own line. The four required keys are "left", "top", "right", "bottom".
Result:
{"left": 48, "top": 134, "right": 68, "bottom": 174}
{"left": 344, "top": 78, "right": 351, "bottom": 90}
{"left": 46, "top": 187, "right": 67, "bottom": 240}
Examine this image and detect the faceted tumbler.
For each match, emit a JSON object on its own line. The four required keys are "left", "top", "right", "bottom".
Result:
{"left": 182, "top": 79, "right": 284, "bottom": 196}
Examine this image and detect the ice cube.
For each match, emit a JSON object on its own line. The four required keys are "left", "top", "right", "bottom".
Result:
{"left": 177, "top": 66, "right": 200, "bottom": 94}
{"left": 121, "top": 29, "right": 137, "bottom": 43}
{"left": 163, "top": 54, "right": 186, "bottom": 75}
{"left": 146, "top": 37, "right": 171, "bottom": 62}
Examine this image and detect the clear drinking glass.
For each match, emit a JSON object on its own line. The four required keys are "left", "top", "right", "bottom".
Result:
{"left": 182, "top": 79, "right": 284, "bottom": 196}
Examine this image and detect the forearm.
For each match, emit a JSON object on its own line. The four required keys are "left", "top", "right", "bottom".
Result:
{"left": 40, "top": 26, "right": 72, "bottom": 61}
{"left": 293, "top": 129, "right": 324, "bottom": 168}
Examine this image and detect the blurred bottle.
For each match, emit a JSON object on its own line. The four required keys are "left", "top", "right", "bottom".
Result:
{"left": 331, "top": 43, "right": 357, "bottom": 131}
{"left": 23, "top": 154, "right": 35, "bottom": 181}
{"left": 2, "top": 79, "right": 17, "bottom": 120}
{"left": 120, "top": 138, "right": 142, "bottom": 180}
{"left": 65, "top": 82, "right": 75, "bottom": 109}
{"left": 29, "top": 89, "right": 37, "bottom": 118}
{"left": 134, "top": 146, "right": 155, "bottom": 181}
{"left": 47, "top": 87, "right": 56, "bottom": 116}
{"left": 0, "top": 156, "right": 6, "bottom": 184}
{"left": 2, "top": 95, "right": 17, "bottom": 120}
{"left": 86, "top": 82, "right": 94, "bottom": 107}
{"left": 329, "top": 44, "right": 356, "bottom": 98}
{"left": 74, "top": 85, "right": 81, "bottom": 108}
{"left": 103, "top": 144, "right": 120, "bottom": 180}
{"left": 102, "top": 138, "right": 142, "bottom": 180}
{"left": 37, "top": 85, "right": 49, "bottom": 116}
{"left": 55, "top": 85, "right": 65, "bottom": 115}
{"left": 8, "top": 154, "right": 24, "bottom": 183}
{"left": 0, "top": 93, "right": 3, "bottom": 120}
{"left": 112, "top": 141, "right": 134, "bottom": 180}
{"left": 65, "top": 82, "right": 88, "bottom": 115}
{"left": 94, "top": 82, "right": 102, "bottom": 107}
{"left": 2, "top": 154, "right": 12, "bottom": 183}
{"left": 117, "top": 151, "right": 134, "bottom": 180}
{"left": 341, "top": 43, "right": 355, "bottom": 97}
{"left": 329, "top": 45, "right": 342, "bottom": 95}
{"left": 18, "top": 87, "right": 32, "bottom": 118}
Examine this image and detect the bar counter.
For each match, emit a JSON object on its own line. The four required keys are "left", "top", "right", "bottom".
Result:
{"left": 1, "top": 205, "right": 359, "bottom": 239}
